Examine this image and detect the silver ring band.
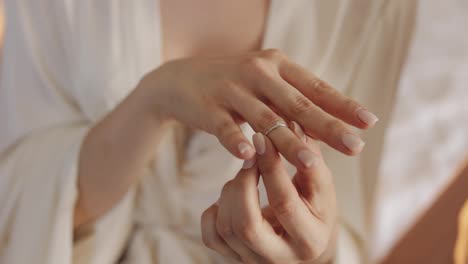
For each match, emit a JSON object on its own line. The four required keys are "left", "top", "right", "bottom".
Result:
{"left": 264, "top": 121, "right": 288, "bottom": 136}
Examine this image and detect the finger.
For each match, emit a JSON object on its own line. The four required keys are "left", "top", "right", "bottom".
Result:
{"left": 253, "top": 118, "right": 320, "bottom": 170}
{"left": 208, "top": 110, "right": 255, "bottom": 160}
{"left": 291, "top": 122, "right": 332, "bottom": 192}
{"left": 290, "top": 122, "right": 336, "bottom": 224}
{"left": 229, "top": 92, "right": 318, "bottom": 169}
{"left": 289, "top": 121, "right": 333, "bottom": 195}
{"left": 226, "top": 90, "right": 284, "bottom": 134}
{"left": 256, "top": 133, "right": 330, "bottom": 260}
{"left": 231, "top": 158, "right": 292, "bottom": 262}
{"left": 216, "top": 179, "right": 263, "bottom": 263}
{"left": 201, "top": 204, "right": 242, "bottom": 261}
{"left": 259, "top": 76, "right": 365, "bottom": 155}
{"left": 261, "top": 207, "right": 283, "bottom": 235}
{"left": 279, "top": 60, "right": 379, "bottom": 129}
{"left": 290, "top": 123, "right": 338, "bottom": 256}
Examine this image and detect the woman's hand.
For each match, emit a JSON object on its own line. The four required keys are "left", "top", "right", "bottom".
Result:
{"left": 201, "top": 123, "right": 337, "bottom": 264}
{"left": 137, "top": 49, "right": 378, "bottom": 168}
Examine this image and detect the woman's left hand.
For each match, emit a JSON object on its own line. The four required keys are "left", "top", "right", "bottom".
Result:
{"left": 201, "top": 123, "right": 337, "bottom": 264}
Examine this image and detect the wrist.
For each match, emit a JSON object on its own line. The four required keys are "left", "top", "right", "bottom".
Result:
{"left": 132, "top": 71, "right": 172, "bottom": 127}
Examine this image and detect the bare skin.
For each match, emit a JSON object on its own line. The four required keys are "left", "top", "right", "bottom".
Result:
{"left": 202, "top": 123, "right": 337, "bottom": 264}
{"left": 160, "top": 0, "right": 270, "bottom": 61}
{"left": 75, "top": 1, "right": 377, "bottom": 263}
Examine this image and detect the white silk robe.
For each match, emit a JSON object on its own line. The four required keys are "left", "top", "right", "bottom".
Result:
{"left": 0, "top": 0, "right": 416, "bottom": 263}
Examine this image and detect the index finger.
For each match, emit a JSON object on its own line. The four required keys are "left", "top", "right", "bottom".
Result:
{"left": 290, "top": 123, "right": 336, "bottom": 224}
{"left": 279, "top": 59, "right": 379, "bottom": 129}
{"left": 254, "top": 133, "right": 329, "bottom": 258}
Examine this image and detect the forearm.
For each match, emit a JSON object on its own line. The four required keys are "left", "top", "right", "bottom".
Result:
{"left": 74, "top": 85, "right": 167, "bottom": 229}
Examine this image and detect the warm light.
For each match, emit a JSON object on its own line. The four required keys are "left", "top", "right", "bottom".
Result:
{"left": 455, "top": 200, "right": 468, "bottom": 264}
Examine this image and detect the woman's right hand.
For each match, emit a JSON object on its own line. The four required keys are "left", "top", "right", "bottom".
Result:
{"left": 136, "top": 49, "right": 379, "bottom": 168}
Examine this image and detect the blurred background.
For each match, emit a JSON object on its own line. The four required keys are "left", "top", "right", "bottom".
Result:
{"left": 372, "top": 0, "right": 468, "bottom": 262}
{"left": 0, "top": 1, "right": 466, "bottom": 263}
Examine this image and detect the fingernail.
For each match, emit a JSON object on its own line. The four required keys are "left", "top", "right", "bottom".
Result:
{"left": 238, "top": 142, "right": 254, "bottom": 155}
{"left": 342, "top": 133, "right": 365, "bottom": 153}
{"left": 297, "top": 149, "right": 318, "bottom": 168}
{"left": 356, "top": 108, "right": 379, "bottom": 126}
{"left": 252, "top": 133, "right": 266, "bottom": 155}
{"left": 242, "top": 156, "right": 256, "bottom": 169}
{"left": 291, "top": 121, "right": 307, "bottom": 143}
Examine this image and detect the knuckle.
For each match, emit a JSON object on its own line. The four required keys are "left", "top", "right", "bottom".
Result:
{"left": 233, "top": 219, "right": 259, "bottom": 242}
{"left": 241, "top": 56, "right": 268, "bottom": 74}
{"left": 221, "top": 180, "right": 234, "bottom": 196}
{"left": 311, "top": 78, "right": 328, "bottom": 91}
{"left": 201, "top": 208, "right": 210, "bottom": 223}
{"left": 222, "top": 129, "right": 242, "bottom": 145}
{"left": 261, "top": 49, "right": 284, "bottom": 61}
{"left": 212, "top": 117, "right": 238, "bottom": 140}
{"left": 217, "top": 223, "right": 234, "bottom": 238}
{"left": 208, "top": 115, "right": 229, "bottom": 135}
{"left": 219, "top": 79, "right": 240, "bottom": 92}
{"left": 325, "top": 119, "right": 346, "bottom": 135}
{"left": 201, "top": 206, "right": 216, "bottom": 224}
{"left": 309, "top": 78, "right": 329, "bottom": 102}
{"left": 290, "top": 95, "right": 314, "bottom": 116}
{"left": 257, "top": 110, "right": 282, "bottom": 132}
{"left": 271, "top": 197, "right": 298, "bottom": 218}
{"left": 214, "top": 118, "right": 233, "bottom": 136}
{"left": 296, "top": 239, "right": 328, "bottom": 262}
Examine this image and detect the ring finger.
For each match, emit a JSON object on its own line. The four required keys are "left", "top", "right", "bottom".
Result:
{"left": 228, "top": 91, "right": 318, "bottom": 170}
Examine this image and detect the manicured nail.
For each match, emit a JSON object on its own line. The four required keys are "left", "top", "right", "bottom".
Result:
{"left": 238, "top": 142, "right": 254, "bottom": 155}
{"left": 356, "top": 108, "right": 379, "bottom": 126}
{"left": 342, "top": 133, "right": 365, "bottom": 153}
{"left": 291, "top": 121, "right": 307, "bottom": 142}
{"left": 297, "top": 150, "right": 318, "bottom": 168}
{"left": 242, "top": 157, "right": 256, "bottom": 169}
{"left": 252, "top": 133, "right": 266, "bottom": 155}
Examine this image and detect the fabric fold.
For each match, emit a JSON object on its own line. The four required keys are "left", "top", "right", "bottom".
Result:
{"left": 0, "top": 125, "right": 87, "bottom": 264}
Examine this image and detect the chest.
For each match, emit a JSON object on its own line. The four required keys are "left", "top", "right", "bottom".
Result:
{"left": 159, "top": 0, "right": 270, "bottom": 61}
